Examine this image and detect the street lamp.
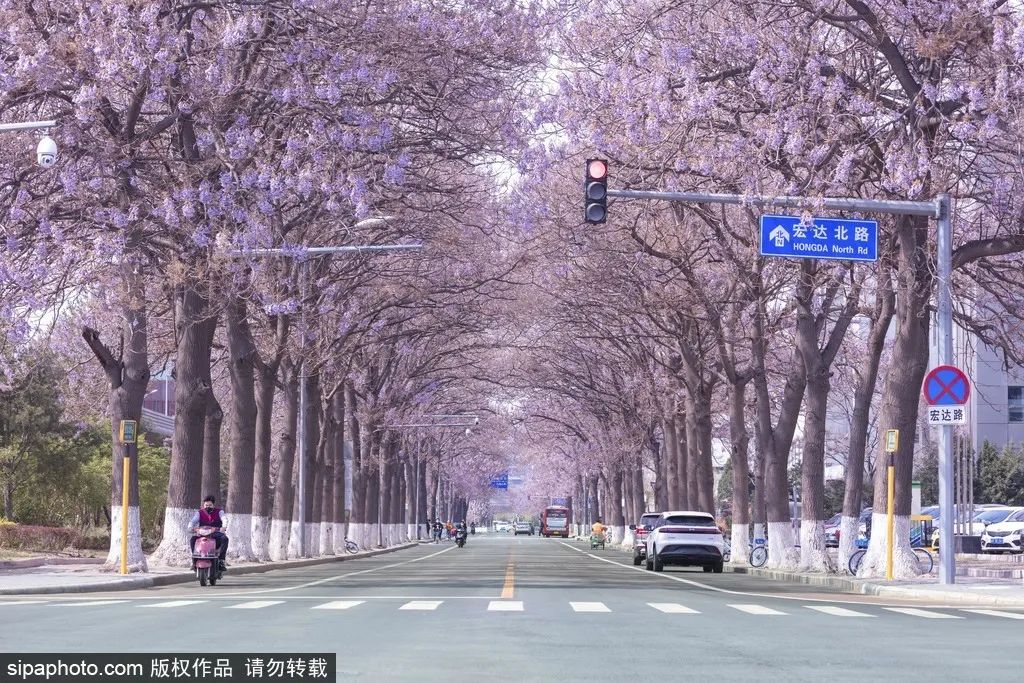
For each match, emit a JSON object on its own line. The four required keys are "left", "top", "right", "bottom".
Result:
{"left": 0, "top": 119, "right": 58, "bottom": 167}
{"left": 228, "top": 221, "right": 422, "bottom": 557}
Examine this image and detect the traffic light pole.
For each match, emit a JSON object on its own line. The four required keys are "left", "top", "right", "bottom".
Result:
{"left": 606, "top": 185, "right": 956, "bottom": 583}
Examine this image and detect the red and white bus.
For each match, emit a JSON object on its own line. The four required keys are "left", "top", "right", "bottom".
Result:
{"left": 540, "top": 505, "right": 571, "bottom": 538}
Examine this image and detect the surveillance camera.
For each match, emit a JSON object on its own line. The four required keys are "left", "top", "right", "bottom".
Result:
{"left": 37, "top": 136, "right": 57, "bottom": 168}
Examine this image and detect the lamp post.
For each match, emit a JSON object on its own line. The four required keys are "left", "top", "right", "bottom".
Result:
{"left": 229, "top": 225, "right": 422, "bottom": 557}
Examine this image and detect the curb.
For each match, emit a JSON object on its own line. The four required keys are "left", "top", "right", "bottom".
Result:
{"left": 0, "top": 557, "right": 105, "bottom": 570}
{"left": 0, "top": 542, "right": 421, "bottom": 596}
{"left": 725, "top": 564, "right": 1024, "bottom": 607}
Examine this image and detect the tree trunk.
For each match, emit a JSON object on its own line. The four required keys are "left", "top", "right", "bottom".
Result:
{"left": 347, "top": 383, "right": 366, "bottom": 546}
{"left": 650, "top": 430, "right": 668, "bottom": 511}
{"left": 841, "top": 270, "right": 894, "bottom": 570}
{"left": 684, "top": 403, "right": 701, "bottom": 509}
{"left": 864, "top": 217, "right": 933, "bottom": 577}
{"left": 330, "top": 389, "right": 346, "bottom": 553}
{"left": 152, "top": 282, "right": 213, "bottom": 566}
{"left": 269, "top": 362, "right": 298, "bottom": 560}
{"left": 675, "top": 413, "right": 689, "bottom": 510}
{"left": 82, "top": 290, "right": 150, "bottom": 572}
{"left": 201, "top": 393, "right": 223, "bottom": 505}
{"left": 251, "top": 317, "right": 286, "bottom": 560}
{"left": 729, "top": 380, "right": 751, "bottom": 564}
{"left": 610, "top": 467, "right": 626, "bottom": 544}
{"left": 289, "top": 372, "right": 320, "bottom": 558}
{"left": 226, "top": 297, "right": 259, "bottom": 561}
{"left": 663, "top": 416, "right": 679, "bottom": 508}
{"left": 798, "top": 373, "right": 834, "bottom": 572}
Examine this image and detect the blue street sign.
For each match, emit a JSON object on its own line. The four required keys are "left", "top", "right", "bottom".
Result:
{"left": 760, "top": 214, "right": 878, "bottom": 262}
{"left": 923, "top": 365, "right": 971, "bottom": 406}
{"left": 489, "top": 474, "right": 509, "bottom": 490}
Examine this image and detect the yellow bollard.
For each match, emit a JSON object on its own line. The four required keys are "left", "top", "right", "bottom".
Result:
{"left": 121, "top": 452, "right": 130, "bottom": 575}
{"left": 886, "top": 463, "right": 895, "bottom": 581}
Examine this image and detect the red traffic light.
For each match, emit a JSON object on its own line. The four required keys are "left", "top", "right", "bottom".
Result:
{"left": 587, "top": 159, "right": 607, "bottom": 180}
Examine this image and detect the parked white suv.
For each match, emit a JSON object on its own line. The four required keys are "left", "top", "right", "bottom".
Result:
{"left": 644, "top": 511, "right": 725, "bottom": 573}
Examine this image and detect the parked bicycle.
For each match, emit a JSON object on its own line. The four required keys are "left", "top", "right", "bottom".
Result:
{"left": 343, "top": 538, "right": 359, "bottom": 554}
{"left": 847, "top": 546, "right": 933, "bottom": 575}
{"left": 749, "top": 537, "right": 768, "bottom": 567}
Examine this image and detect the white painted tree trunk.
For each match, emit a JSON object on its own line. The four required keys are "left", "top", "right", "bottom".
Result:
{"left": 104, "top": 506, "right": 148, "bottom": 572}
{"left": 251, "top": 516, "right": 271, "bottom": 561}
{"left": 287, "top": 521, "right": 303, "bottom": 558}
{"left": 150, "top": 507, "right": 194, "bottom": 567}
{"left": 368, "top": 523, "right": 380, "bottom": 547}
{"left": 407, "top": 524, "right": 416, "bottom": 540}
{"left": 858, "top": 514, "right": 920, "bottom": 579}
{"left": 798, "top": 520, "right": 835, "bottom": 572}
{"left": 332, "top": 522, "right": 347, "bottom": 554}
{"left": 730, "top": 524, "right": 749, "bottom": 565}
{"left": 766, "top": 521, "right": 800, "bottom": 570}
{"left": 621, "top": 527, "right": 635, "bottom": 549}
{"left": 837, "top": 515, "right": 859, "bottom": 573}
{"left": 752, "top": 522, "right": 766, "bottom": 541}
{"left": 308, "top": 522, "right": 321, "bottom": 555}
{"left": 268, "top": 518, "right": 290, "bottom": 561}
{"left": 349, "top": 523, "right": 365, "bottom": 550}
{"left": 225, "top": 513, "right": 258, "bottom": 562}
{"left": 609, "top": 525, "right": 625, "bottom": 545}
{"left": 319, "top": 521, "right": 333, "bottom": 555}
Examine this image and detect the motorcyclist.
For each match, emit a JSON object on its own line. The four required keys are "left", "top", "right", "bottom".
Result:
{"left": 432, "top": 520, "right": 444, "bottom": 543}
{"left": 470, "top": 521, "right": 476, "bottom": 535}
{"left": 591, "top": 517, "right": 608, "bottom": 544}
{"left": 189, "top": 495, "right": 229, "bottom": 571}
{"left": 455, "top": 521, "right": 468, "bottom": 545}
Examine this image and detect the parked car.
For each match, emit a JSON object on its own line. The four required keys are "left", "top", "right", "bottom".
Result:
{"left": 981, "top": 508, "right": 1024, "bottom": 554}
{"left": 644, "top": 510, "right": 725, "bottom": 573}
{"left": 494, "top": 521, "right": 512, "bottom": 533}
{"left": 823, "top": 513, "right": 842, "bottom": 547}
{"left": 630, "top": 512, "right": 662, "bottom": 565}
{"left": 933, "top": 507, "right": 1021, "bottom": 548}
{"left": 513, "top": 522, "right": 533, "bottom": 536}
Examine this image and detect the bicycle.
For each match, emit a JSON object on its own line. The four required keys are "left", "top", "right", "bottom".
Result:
{"left": 847, "top": 547, "right": 933, "bottom": 575}
{"left": 343, "top": 538, "right": 359, "bottom": 554}
{"left": 749, "top": 537, "right": 768, "bottom": 567}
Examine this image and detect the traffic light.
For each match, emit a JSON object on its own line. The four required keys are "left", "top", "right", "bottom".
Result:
{"left": 584, "top": 158, "right": 608, "bottom": 223}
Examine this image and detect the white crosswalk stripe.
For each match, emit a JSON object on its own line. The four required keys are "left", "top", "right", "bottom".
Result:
{"left": 884, "top": 608, "right": 962, "bottom": 619}
{"left": 399, "top": 600, "right": 442, "bottom": 611}
{"left": 488, "top": 601, "right": 524, "bottom": 611}
{"left": 805, "top": 606, "right": 874, "bottom": 618}
{"left": 648, "top": 603, "right": 700, "bottom": 614}
{"left": 728, "top": 604, "right": 787, "bottom": 615}
{"left": 0, "top": 601, "right": 49, "bottom": 606}
{"left": 570, "top": 602, "right": 611, "bottom": 613}
{"left": 961, "top": 609, "right": 1024, "bottom": 620}
{"left": 311, "top": 601, "right": 365, "bottom": 610}
{"left": 225, "top": 601, "right": 285, "bottom": 610}
{"left": 141, "top": 600, "right": 207, "bottom": 608}
{"left": 49, "top": 600, "right": 129, "bottom": 607}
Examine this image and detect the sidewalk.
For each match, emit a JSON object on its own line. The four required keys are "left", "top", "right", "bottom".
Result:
{"left": 0, "top": 542, "right": 421, "bottom": 596}
{"left": 725, "top": 565, "right": 1024, "bottom": 607}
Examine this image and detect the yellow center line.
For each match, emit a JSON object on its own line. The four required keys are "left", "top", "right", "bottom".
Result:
{"left": 501, "top": 555, "right": 515, "bottom": 599}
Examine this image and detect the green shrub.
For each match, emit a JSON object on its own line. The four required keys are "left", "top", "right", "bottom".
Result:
{"left": 0, "top": 523, "right": 78, "bottom": 551}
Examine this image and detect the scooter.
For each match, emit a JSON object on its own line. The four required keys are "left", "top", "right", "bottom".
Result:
{"left": 191, "top": 526, "right": 224, "bottom": 587}
{"left": 456, "top": 529, "right": 467, "bottom": 548}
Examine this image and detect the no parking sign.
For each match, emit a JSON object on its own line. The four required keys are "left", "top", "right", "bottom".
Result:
{"left": 922, "top": 365, "right": 969, "bottom": 425}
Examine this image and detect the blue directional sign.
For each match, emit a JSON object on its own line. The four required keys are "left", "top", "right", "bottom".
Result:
{"left": 489, "top": 474, "right": 509, "bottom": 490}
{"left": 760, "top": 215, "right": 878, "bottom": 262}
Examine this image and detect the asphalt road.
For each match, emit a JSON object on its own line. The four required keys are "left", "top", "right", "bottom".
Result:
{"left": 1, "top": 535, "right": 1022, "bottom": 682}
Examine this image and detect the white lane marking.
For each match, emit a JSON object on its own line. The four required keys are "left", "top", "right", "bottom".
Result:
{"left": 570, "top": 602, "right": 611, "bottom": 613}
{"left": 225, "top": 601, "right": 284, "bottom": 609}
{"left": 728, "top": 604, "right": 787, "bottom": 615}
{"left": 400, "top": 600, "right": 442, "bottom": 611}
{"left": 311, "top": 601, "right": 365, "bottom": 610}
{"left": 961, "top": 609, "right": 1024, "bottom": 620}
{"left": 488, "top": 601, "right": 523, "bottom": 612}
{"left": 217, "top": 545, "right": 458, "bottom": 596}
{"left": 884, "top": 608, "right": 962, "bottom": 619}
{"left": 48, "top": 600, "right": 129, "bottom": 607}
{"left": 648, "top": 603, "right": 700, "bottom": 614}
{"left": 554, "top": 541, "right": 980, "bottom": 610}
{"left": 141, "top": 600, "right": 208, "bottom": 608}
{"left": 806, "top": 605, "right": 874, "bottom": 617}
{"left": 0, "top": 601, "right": 49, "bottom": 606}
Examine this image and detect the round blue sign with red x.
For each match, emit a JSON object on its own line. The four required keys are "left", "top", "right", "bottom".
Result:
{"left": 923, "top": 365, "right": 971, "bottom": 406}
